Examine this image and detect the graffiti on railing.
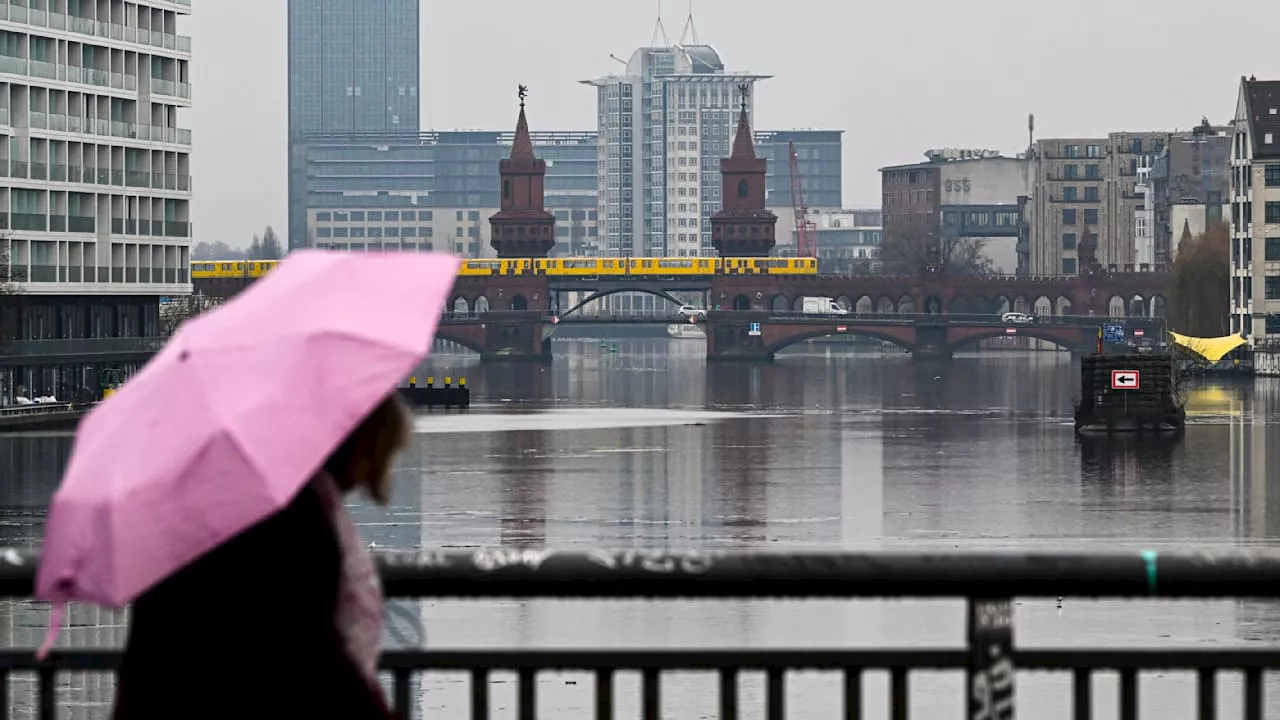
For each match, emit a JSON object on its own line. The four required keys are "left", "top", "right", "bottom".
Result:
{"left": 586, "top": 549, "right": 716, "bottom": 574}
{"left": 969, "top": 597, "right": 1015, "bottom": 720}
{"left": 471, "top": 548, "right": 556, "bottom": 572}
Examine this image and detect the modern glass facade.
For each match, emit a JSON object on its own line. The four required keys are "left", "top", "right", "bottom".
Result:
{"left": 302, "top": 131, "right": 599, "bottom": 257}
{"left": 299, "top": 129, "right": 842, "bottom": 258}
{"left": 755, "top": 130, "right": 843, "bottom": 210}
{"left": 287, "top": 0, "right": 420, "bottom": 250}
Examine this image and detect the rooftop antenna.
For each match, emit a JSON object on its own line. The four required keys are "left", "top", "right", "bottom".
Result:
{"left": 650, "top": 0, "right": 670, "bottom": 47}
{"left": 679, "top": 0, "right": 700, "bottom": 44}
{"left": 1028, "top": 113, "right": 1035, "bottom": 151}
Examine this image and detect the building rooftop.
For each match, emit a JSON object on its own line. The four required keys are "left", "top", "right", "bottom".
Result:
{"left": 1243, "top": 77, "right": 1280, "bottom": 159}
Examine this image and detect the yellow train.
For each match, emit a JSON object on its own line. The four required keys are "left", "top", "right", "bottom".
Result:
{"left": 191, "top": 256, "right": 816, "bottom": 280}
{"left": 458, "top": 256, "right": 817, "bottom": 276}
{"left": 190, "top": 260, "right": 278, "bottom": 279}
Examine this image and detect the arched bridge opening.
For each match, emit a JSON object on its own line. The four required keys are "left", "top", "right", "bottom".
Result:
{"left": 766, "top": 327, "right": 918, "bottom": 357}
{"left": 431, "top": 330, "right": 486, "bottom": 357}
{"left": 946, "top": 326, "right": 1083, "bottom": 354}
{"left": 557, "top": 287, "right": 695, "bottom": 320}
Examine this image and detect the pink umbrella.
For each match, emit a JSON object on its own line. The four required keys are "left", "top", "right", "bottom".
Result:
{"left": 35, "top": 249, "right": 461, "bottom": 657}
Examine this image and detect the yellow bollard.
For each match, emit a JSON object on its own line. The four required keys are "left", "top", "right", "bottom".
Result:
{"left": 426, "top": 376, "right": 434, "bottom": 387}
{"left": 444, "top": 376, "right": 452, "bottom": 387}
{"left": 408, "top": 375, "right": 417, "bottom": 387}
{"left": 458, "top": 377, "right": 467, "bottom": 388}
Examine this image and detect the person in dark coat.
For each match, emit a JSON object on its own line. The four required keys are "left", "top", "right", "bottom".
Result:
{"left": 112, "top": 394, "right": 412, "bottom": 720}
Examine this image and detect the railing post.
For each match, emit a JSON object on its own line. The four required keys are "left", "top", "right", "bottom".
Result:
{"left": 967, "top": 597, "right": 1015, "bottom": 720}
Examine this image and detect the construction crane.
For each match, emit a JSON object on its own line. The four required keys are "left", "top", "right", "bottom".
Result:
{"left": 788, "top": 141, "right": 817, "bottom": 258}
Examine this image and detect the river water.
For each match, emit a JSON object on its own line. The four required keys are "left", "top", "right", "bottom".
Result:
{"left": 2, "top": 339, "right": 1280, "bottom": 719}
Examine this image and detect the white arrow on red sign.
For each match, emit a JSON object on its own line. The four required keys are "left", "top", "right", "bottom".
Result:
{"left": 1111, "top": 370, "right": 1140, "bottom": 390}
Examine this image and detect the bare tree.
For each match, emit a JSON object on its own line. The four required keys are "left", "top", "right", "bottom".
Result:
{"left": 1169, "top": 221, "right": 1228, "bottom": 337}
{"left": 0, "top": 232, "right": 25, "bottom": 294}
{"left": 878, "top": 225, "right": 993, "bottom": 276}
{"left": 161, "top": 295, "right": 217, "bottom": 336}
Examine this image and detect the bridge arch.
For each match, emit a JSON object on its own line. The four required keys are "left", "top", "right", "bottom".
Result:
{"left": 769, "top": 327, "right": 917, "bottom": 356}
{"left": 948, "top": 326, "right": 1081, "bottom": 353}
{"left": 474, "top": 296, "right": 491, "bottom": 313}
{"left": 1055, "top": 296, "right": 1074, "bottom": 315}
{"left": 432, "top": 330, "right": 486, "bottom": 355}
{"left": 896, "top": 295, "right": 915, "bottom": 313}
{"left": 732, "top": 294, "right": 751, "bottom": 310}
{"left": 771, "top": 294, "right": 789, "bottom": 312}
{"left": 558, "top": 287, "right": 685, "bottom": 318}
{"left": 875, "top": 296, "right": 894, "bottom": 313}
{"left": 451, "top": 296, "right": 470, "bottom": 313}
{"left": 854, "top": 295, "right": 874, "bottom": 313}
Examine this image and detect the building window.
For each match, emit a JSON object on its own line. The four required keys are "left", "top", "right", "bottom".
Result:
{"left": 316, "top": 212, "right": 332, "bottom": 222}
{"left": 1084, "top": 186, "right": 1099, "bottom": 202}
{"left": 1083, "top": 209, "right": 1098, "bottom": 225}
{"left": 368, "top": 212, "right": 382, "bottom": 222}
{"left": 1063, "top": 233, "right": 1077, "bottom": 250}
{"left": 1062, "top": 209, "right": 1077, "bottom": 225}
{"left": 1267, "top": 276, "right": 1280, "bottom": 300}
{"left": 1063, "top": 258, "right": 1077, "bottom": 274}
{"left": 1268, "top": 315, "right": 1280, "bottom": 334}
{"left": 1085, "top": 165, "right": 1101, "bottom": 179}
{"left": 1267, "top": 202, "right": 1280, "bottom": 224}
{"left": 1267, "top": 237, "right": 1280, "bottom": 261}
{"left": 1086, "top": 145, "right": 1101, "bottom": 158}
{"left": 738, "top": 179, "right": 748, "bottom": 198}
{"left": 1063, "top": 186, "right": 1078, "bottom": 201}
{"left": 503, "top": 180, "right": 511, "bottom": 199}
{"left": 316, "top": 227, "right": 332, "bottom": 238}
{"left": 1063, "top": 165, "right": 1079, "bottom": 180}
{"left": 350, "top": 212, "right": 365, "bottom": 222}
{"left": 417, "top": 211, "right": 432, "bottom": 221}
{"left": 1266, "top": 165, "right": 1280, "bottom": 187}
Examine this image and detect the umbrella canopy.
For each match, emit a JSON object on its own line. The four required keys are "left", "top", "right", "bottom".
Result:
{"left": 36, "top": 250, "right": 460, "bottom": 619}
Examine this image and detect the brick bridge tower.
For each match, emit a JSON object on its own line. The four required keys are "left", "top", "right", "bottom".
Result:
{"left": 711, "top": 84, "right": 777, "bottom": 257}
{"left": 489, "top": 85, "right": 556, "bottom": 258}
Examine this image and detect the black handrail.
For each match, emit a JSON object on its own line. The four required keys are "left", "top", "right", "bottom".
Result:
{"left": 5, "top": 549, "right": 1278, "bottom": 720}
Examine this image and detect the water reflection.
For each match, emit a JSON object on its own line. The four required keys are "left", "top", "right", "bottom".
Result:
{"left": 9, "top": 345, "right": 1280, "bottom": 717}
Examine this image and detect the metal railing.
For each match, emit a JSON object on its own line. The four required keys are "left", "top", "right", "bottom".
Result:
{"left": 5, "top": 549, "right": 1280, "bottom": 719}
{"left": 439, "top": 310, "right": 1166, "bottom": 330}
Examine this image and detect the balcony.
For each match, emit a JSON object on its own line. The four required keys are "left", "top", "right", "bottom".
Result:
{"left": 149, "top": 78, "right": 191, "bottom": 100}
{"left": 0, "top": 336, "right": 166, "bottom": 358}
{"left": 0, "top": 549, "right": 1276, "bottom": 719}
{"left": 29, "top": 112, "right": 192, "bottom": 148}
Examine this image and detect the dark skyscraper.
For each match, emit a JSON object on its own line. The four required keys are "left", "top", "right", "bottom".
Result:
{"left": 287, "top": 0, "right": 420, "bottom": 250}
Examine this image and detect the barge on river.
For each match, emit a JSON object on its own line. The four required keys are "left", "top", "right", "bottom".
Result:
{"left": 1073, "top": 353, "right": 1185, "bottom": 434}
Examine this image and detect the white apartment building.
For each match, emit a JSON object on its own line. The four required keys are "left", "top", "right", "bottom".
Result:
{"left": 0, "top": 0, "right": 192, "bottom": 293}
{"left": 1229, "top": 76, "right": 1280, "bottom": 344}
{"left": 583, "top": 43, "right": 768, "bottom": 258}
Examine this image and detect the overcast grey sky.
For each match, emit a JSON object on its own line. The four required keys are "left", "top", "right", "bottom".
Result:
{"left": 188, "top": 0, "right": 1280, "bottom": 249}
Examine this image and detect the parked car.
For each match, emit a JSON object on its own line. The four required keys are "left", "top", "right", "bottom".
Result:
{"left": 1001, "top": 312, "right": 1035, "bottom": 324}
{"left": 677, "top": 305, "right": 707, "bottom": 320}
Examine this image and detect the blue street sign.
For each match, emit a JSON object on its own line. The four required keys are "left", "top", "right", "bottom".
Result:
{"left": 749, "top": 322, "right": 761, "bottom": 336}
{"left": 1103, "top": 323, "right": 1125, "bottom": 343}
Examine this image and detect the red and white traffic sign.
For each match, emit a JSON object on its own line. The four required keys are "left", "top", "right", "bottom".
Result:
{"left": 1111, "top": 370, "right": 1140, "bottom": 390}
{"left": 1133, "top": 329, "right": 1144, "bottom": 337}
{"left": 1005, "top": 327, "right": 1017, "bottom": 335}
{"left": 836, "top": 325, "right": 848, "bottom": 333}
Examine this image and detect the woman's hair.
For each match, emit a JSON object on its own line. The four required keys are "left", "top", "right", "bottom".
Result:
{"left": 322, "top": 393, "right": 411, "bottom": 505}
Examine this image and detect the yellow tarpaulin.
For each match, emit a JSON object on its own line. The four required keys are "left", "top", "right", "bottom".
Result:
{"left": 1169, "top": 332, "right": 1246, "bottom": 363}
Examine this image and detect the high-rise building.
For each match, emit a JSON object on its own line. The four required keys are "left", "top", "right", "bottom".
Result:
{"left": 1229, "top": 76, "right": 1280, "bottom": 344}
{"left": 583, "top": 44, "right": 769, "bottom": 258}
{"left": 0, "top": 0, "right": 193, "bottom": 405}
{"left": 286, "top": 0, "right": 419, "bottom": 250}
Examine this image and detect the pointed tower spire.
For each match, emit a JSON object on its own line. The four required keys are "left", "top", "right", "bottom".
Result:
{"left": 710, "top": 83, "right": 776, "bottom": 257}
{"left": 509, "top": 85, "right": 536, "bottom": 161}
{"left": 490, "top": 85, "right": 556, "bottom": 259}
{"left": 729, "top": 88, "right": 756, "bottom": 160}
